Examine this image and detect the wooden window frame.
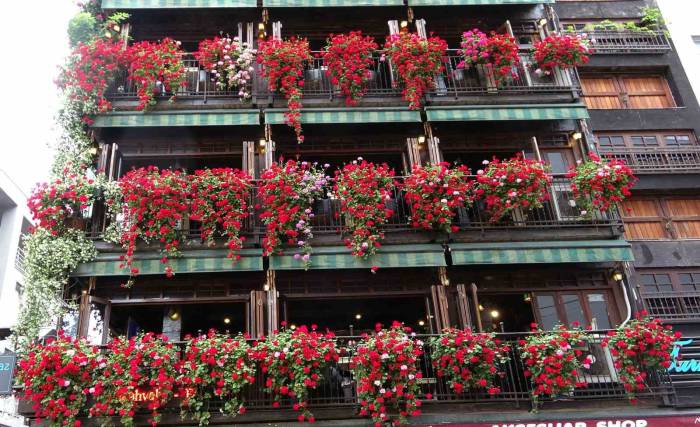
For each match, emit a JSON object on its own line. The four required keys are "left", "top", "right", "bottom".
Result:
{"left": 581, "top": 73, "right": 677, "bottom": 110}
{"left": 533, "top": 290, "right": 618, "bottom": 329}
{"left": 637, "top": 269, "right": 700, "bottom": 294}
{"left": 622, "top": 197, "right": 700, "bottom": 240}
{"left": 596, "top": 130, "right": 697, "bottom": 150}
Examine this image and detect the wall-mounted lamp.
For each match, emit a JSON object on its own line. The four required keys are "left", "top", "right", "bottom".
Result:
{"left": 417, "top": 135, "right": 426, "bottom": 144}
{"left": 259, "top": 139, "right": 267, "bottom": 147}
{"left": 612, "top": 271, "right": 624, "bottom": 282}
{"left": 263, "top": 283, "right": 270, "bottom": 291}
{"left": 571, "top": 132, "right": 583, "bottom": 141}
{"left": 167, "top": 307, "right": 180, "bottom": 321}
{"left": 355, "top": 313, "right": 362, "bottom": 320}
{"left": 400, "top": 20, "right": 409, "bottom": 33}
{"left": 418, "top": 320, "right": 425, "bottom": 326}
{"left": 223, "top": 317, "right": 231, "bottom": 325}
{"left": 538, "top": 18, "right": 548, "bottom": 27}
{"left": 524, "top": 293, "right": 532, "bottom": 303}
{"left": 478, "top": 304, "right": 484, "bottom": 312}
{"left": 290, "top": 324, "right": 297, "bottom": 330}
{"left": 490, "top": 310, "right": 500, "bottom": 319}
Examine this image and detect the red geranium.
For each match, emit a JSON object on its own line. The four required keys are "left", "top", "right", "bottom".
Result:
{"left": 257, "top": 38, "right": 311, "bottom": 143}
{"left": 351, "top": 322, "right": 423, "bottom": 426}
{"left": 125, "top": 38, "right": 187, "bottom": 110}
{"left": 16, "top": 331, "right": 99, "bottom": 427}
{"left": 429, "top": 328, "right": 510, "bottom": 395}
{"left": 335, "top": 159, "right": 395, "bottom": 259}
{"left": 251, "top": 325, "right": 339, "bottom": 422}
{"left": 110, "top": 167, "right": 189, "bottom": 283}
{"left": 323, "top": 31, "right": 378, "bottom": 106}
{"left": 384, "top": 33, "right": 447, "bottom": 109}
{"left": 89, "top": 333, "right": 178, "bottom": 427}
{"left": 189, "top": 168, "right": 252, "bottom": 261}
{"left": 459, "top": 29, "right": 520, "bottom": 86}
{"left": 568, "top": 153, "right": 636, "bottom": 216}
{"left": 404, "top": 163, "right": 473, "bottom": 233}
{"left": 602, "top": 314, "right": 680, "bottom": 401}
{"left": 474, "top": 155, "right": 552, "bottom": 222}
{"left": 258, "top": 161, "right": 328, "bottom": 268}
{"left": 533, "top": 32, "right": 590, "bottom": 74}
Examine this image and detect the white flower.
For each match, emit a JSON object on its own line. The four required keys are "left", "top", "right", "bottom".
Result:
{"left": 63, "top": 380, "right": 71, "bottom": 386}
{"left": 374, "top": 380, "right": 382, "bottom": 386}
{"left": 89, "top": 387, "right": 95, "bottom": 394}
{"left": 379, "top": 388, "right": 386, "bottom": 394}
{"left": 482, "top": 160, "right": 490, "bottom": 165}
{"left": 477, "top": 170, "right": 484, "bottom": 175}
{"left": 274, "top": 351, "right": 281, "bottom": 357}
{"left": 381, "top": 353, "right": 390, "bottom": 360}
{"left": 400, "top": 364, "right": 408, "bottom": 370}
{"left": 555, "top": 349, "right": 564, "bottom": 356}
{"left": 408, "top": 374, "right": 415, "bottom": 380}
{"left": 283, "top": 347, "right": 289, "bottom": 353}
{"left": 440, "top": 198, "right": 448, "bottom": 204}
{"left": 516, "top": 178, "right": 522, "bottom": 183}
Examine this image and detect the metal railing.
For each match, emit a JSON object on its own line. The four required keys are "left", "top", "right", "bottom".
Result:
{"left": 600, "top": 147, "right": 700, "bottom": 174}
{"left": 580, "top": 30, "right": 671, "bottom": 54}
{"left": 641, "top": 291, "right": 700, "bottom": 322}
{"left": 14, "top": 247, "right": 25, "bottom": 274}
{"left": 105, "top": 50, "right": 577, "bottom": 105}
{"left": 86, "top": 175, "right": 621, "bottom": 240}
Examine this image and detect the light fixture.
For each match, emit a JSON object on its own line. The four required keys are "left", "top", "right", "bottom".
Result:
{"left": 417, "top": 135, "right": 426, "bottom": 144}
{"left": 167, "top": 307, "right": 180, "bottom": 321}
{"left": 263, "top": 284, "right": 270, "bottom": 291}
{"left": 478, "top": 304, "right": 484, "bottom": 312}
{"left": 113, "top": 24, "right": 121, "bottom": 32}
{"left": 418, "top": 320, "right": 425, "bottom": 326}
{"left": 223, "top": 317, "right": 231, "bottom": 325}
{"left": 524, "top": 293, "right": 532, "bottom": 303}
{"left": 571, "top": 132, "right": 583, "bottom": 141}
{"left": 290, "top": 324, "right": 297, "bottom": 330}
{"left": 490, "top": 310, "right": 500, "bottom": 319}
{"left": 258, "top": 23, "right": 266, "bottom": 31}
{"left": 612, "top": 271, "right": 624, "bottom": 282}
{"left": 355, "top": 313, "right": 362, "bottom": 320}
{"left": 538, "top": 18, "right": 548, "bottom": 27}
{"left": 88, "top": 146, "right": 98, "bottom": 155}
{"left": 400, "top": 20, "right": 409, "bottom": 29}
{"left": 259, "top": 139, "right": 267, "bottom": 147}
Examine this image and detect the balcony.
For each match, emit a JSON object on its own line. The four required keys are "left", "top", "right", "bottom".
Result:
{"left": 84, "top": 175, "right": 622, "bottom": 247}
{"left": 580, "top": 30, "right": 671, "bottom": 54}
{"left": 105, "top": 50, "right": 579, "bottom": 111}
{"left": 641, "top": 291, "right": 700, "bottom": 323}
{"left": 600, "top": 147, "right": 700, "bottom": 174}
{"left": 16, "top": 331, "right": 674, "bottom": 425}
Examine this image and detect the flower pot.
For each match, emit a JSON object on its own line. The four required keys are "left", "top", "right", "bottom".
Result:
{"left": 510, "top": 206, "right": 527, "bottom": 226}
{"left": 476, "top": 64, "right": 498, "bottom": 93}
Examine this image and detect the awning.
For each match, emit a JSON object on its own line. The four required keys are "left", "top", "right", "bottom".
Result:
{"left": 263, "top": 0, "right": 403, "bottom": 6}
{"left": 264, "top": 108, "right": 421, "bottom": 125}
{"left": 408, "top": 0, "right": 552, "bottom": 5}
{"left": 270, "top": 244, "right": 446, "bottom": 270}
{"left": 426, "top": 104, "right": 590, "bottom": 122}
{"left": 71, "top": 249, "right": 263, "bottom": 276}
{"left": 449, "top": 240, "right": 634, "bottom": 265}
{"left": 102, "top": 0, "right": 257, "bottom": 8}
{"left": 92, "top": 110, "right": 260, "bottom": 127}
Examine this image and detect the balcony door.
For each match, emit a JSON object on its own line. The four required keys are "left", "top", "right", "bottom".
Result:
{"left": 533, "top": 291, "right": 615, "bottom": 330}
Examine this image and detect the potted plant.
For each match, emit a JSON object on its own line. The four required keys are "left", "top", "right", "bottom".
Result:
{"left": 323, "top": 31, "right": 379, "bottom": 106}
{"left": 568, "top": 153, "right": 636, "bottom": 217}
{"left": 532, "top": 32, "right": 591, "bottom": 75}
{"left": 194, "top": 36, "right": 256, "bottom": 98}
{"left": 459, "top": 29, "right": 521, "bottom": 87}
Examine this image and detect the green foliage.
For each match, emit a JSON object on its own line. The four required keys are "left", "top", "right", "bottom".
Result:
{"left": 578, "top": 8, "right": 666, "bottom": 35}
{"left": 68, "top": 12, "right": 98, "bottom": 47}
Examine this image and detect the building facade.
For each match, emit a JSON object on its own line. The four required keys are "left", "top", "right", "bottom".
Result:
{"left": 19, "top": 0, "right": 700, "bottom": 425}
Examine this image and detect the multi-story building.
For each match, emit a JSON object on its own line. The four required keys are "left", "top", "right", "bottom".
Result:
{"left": 555, "top": 0, "right": 700, "bottom": 406}
{"left": 19, "top": 0, "right": 700, "bottom": 425}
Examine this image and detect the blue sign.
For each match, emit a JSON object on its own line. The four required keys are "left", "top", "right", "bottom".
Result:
{"left": 668, "top": 339, "right": 700, "bottom": 374}
{"left": 0, "top": 353, "right": 16, "bottom": 395}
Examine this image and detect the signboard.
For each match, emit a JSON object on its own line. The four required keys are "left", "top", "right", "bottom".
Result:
{"left": 669, "top": 339, "right": 700, "bottom": 374}
{"left": 419, "top": 417, "right": 700, "bottom": 427}
{"left": 0, "top": 353, "right": 16, "bottom": 395}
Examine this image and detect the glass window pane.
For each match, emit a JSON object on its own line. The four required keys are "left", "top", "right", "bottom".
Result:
{"left": 631, "top": 136, "right": 645, "bottom": 146}
{"left": 598, "top": 136, "right": 611, "bottom": 147}
{"left": 664, "top": 135, "right": 678, "bottom": 146}
{"left": 545, "top": 152, "right": 569, "bottom": 174}
{"left": 536, "top": 295, "right": 561, "bottom": 330}
{"left": 677, "top": 135, "right": 692, "bottom": 146}
{"left": 656, "top": 274, "right": 673, "bottom": 291}
{"left": 611, "top": 136, "right": 626, "bottom": 147}
{"left": 587, "top": 293, "right": 612, "bottom": 330}
{"left": 644, "top": 136, "right": 659, "bottom": 146}
{"left": 562, "top": 294, "right": 586, "bottom": 327}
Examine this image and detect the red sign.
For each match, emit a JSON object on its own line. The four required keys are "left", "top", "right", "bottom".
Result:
{"left": 421, "top": 416, "right": 700, "bottom": 427}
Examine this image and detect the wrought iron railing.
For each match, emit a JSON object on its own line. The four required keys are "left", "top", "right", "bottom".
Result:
{"left": 580, "top": 30, "right": 671, "bottom": 54}
{"left": 85, "top": 175, "right": 622, "bottom": 240}
{"left": 600, "top": 147, "right": 700, "bottom": 174}
{"left": 14, "top": 247, "right": 25, "bottom": 274}
{"left": 641, "top": 291, "right": 700, "bottom": 322}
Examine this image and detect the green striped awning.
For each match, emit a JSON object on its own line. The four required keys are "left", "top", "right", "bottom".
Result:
{"left": 270, "top": 245, "right": 446, "bottom": 270}
{"left": 92, "top": 110, "right": 260, "bottom": 127}
{"left": 449, "top": 240, "right": 634, "bottom": 265}
{"left": 71, "top": 249, "right": 263, "bottom": 276}
{"left": 408, "top": 0, "right": 552, "bottom": 5}
{"left": 263, "top": 0, "right": 403, "bottom": 6}
{"left": 102, "top": 0, "right": 256, "bottom": 8}
{"left": 264, "top": 108, "right": 421, "bottom": 125}
{"left": 426, "top": 104, "right": 590, "bottom": 122}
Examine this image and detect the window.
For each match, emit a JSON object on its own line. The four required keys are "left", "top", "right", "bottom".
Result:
{"left": 534, "top": 291, "right": 615, "bottom": 330}
{"left": 581, "top": 74, "right": 676, "bottom": 109}
{"left": 621, "top": 198, "right": 700, "bottom": 240}
{"left": 596, "top": 131, "right": 697, "bottom": 150}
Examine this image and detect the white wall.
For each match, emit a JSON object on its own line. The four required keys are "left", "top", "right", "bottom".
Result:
{"left": 657, "top": 0, "right": 700, "bottom": 104}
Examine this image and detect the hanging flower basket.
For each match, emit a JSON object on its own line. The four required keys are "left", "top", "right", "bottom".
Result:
{"left": 458, "top": 29, "right": 521, "bottom": 86}
{"left": 532, "top": 32, "right": 591, "bottom": 75}
{"left": 194, "top": 36, "right": 256, "bottom": 98}
{"left": 567, "top": 153, "right": 636, "bottom": 217}
{"left": 323, "top": 31, "right": 379, "bottom": 106}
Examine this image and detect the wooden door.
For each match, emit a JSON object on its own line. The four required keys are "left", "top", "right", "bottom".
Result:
{"left": 581, "top": 76, "right": 623, "bottom": 109}
{"left": 621, "top": 76, "right": 675, "bottom": 109}
{"left": 621, "top": 199, "right": 670, "bottom": 240}
{"left": 666, "top": 199, "right": 700, "bottom": 238}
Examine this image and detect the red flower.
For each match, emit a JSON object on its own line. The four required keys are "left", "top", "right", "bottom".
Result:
{"left": 568, "top": 153, "right": 637, "bottom": 216}
{"left": 194, "top": 36, "right": 255, "bottom": 98}
{"left": 459, "top": 29, "right": 520, "bottom": 86}
{"left": 322, "top": 32, "right": 378, "bottom": 106}
{"left": 532, "top": 32, "right": 591, "bottom": 74}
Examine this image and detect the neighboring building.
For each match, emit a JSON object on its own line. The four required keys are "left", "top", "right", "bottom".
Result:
{"left": 0, "top": 169, "right": 31, "bottom": 427}
{"left": 18, "top": 0, "right": 700, "bottom": 425}
{"left": 555, "top": 0, "right": 700, "bottom": 405}
{"left": 656, "top": 0, "right": 700, "bottom": 104}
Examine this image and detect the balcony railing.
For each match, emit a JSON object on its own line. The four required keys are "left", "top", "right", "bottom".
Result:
{"left": 580, "top": 30, "right": 671, "bottom": 54}
{"left": 600, "top": 147, "right": 700, "bottom": 174}
{"left": 14, "top": 247, "right": 25, "bottom": 274}
{"left": 19, "top": 331, "right": 673, "bottom": 423}
{"left": 86, "top": 175, "right": 621, "bottom": 242}
{"left": 641, "top": 291, "right": 700, "bottom": 322}
{"left": 106, "top": 50, "right": 577, "bottom": 106}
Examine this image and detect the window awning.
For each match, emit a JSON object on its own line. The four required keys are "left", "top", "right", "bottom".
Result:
{"left": 102, "top": 0, "right": 257, "bottom": 8}
{"left": 71, "top": 249, "right": 263, "bottom": 276}
{"left": 264, "top": 108, "right": 422, "bottom": 125}
{"left": 408, "top": 0, "right": 552, "bottom": 5}
{"left": 449, "top": 240, "right": 634, "bottom": 265}
{"left": 262, "top": 0, "right": 403, "bottom": 6}
{"left": 91, "top": 110, "right": 261, "bottom": 127}
{"left": 269, "top": 245, "right": 446, "bottom": 270}
{"left": 426, "top": 104, "right": 589, "bottom": 122}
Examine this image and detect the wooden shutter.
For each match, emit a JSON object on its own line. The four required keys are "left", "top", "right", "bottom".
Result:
{"left": 666, "top": 199, "right": 700, "bottom": 238}
{"left": 249, "top": 290, "right": 266, "bottom": 338}
{"left": 428, "top": 137, "right": 443, "bottom": 164}
{"left": 406, "top": 138, "right": 422, "bottom": 168}
{"left": 455, "top": 284, "right": 472, "bottom": 329}
{"left": 621, "top": 199, "right": 669, "bottom": 240}
{"left": 416, "top": 19, "right": 427, "bottom": 39}
{"left": 621, "top": 76, "right": 675, "bottom": 109}
{"left": 264, "top": 140, "right": 276, "bottom": 170}
{"left": 581, "top": 76, "right": 623, "bottom": 109}
{"left": 242, "top": 141, "right": 256, "bottom": 178}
